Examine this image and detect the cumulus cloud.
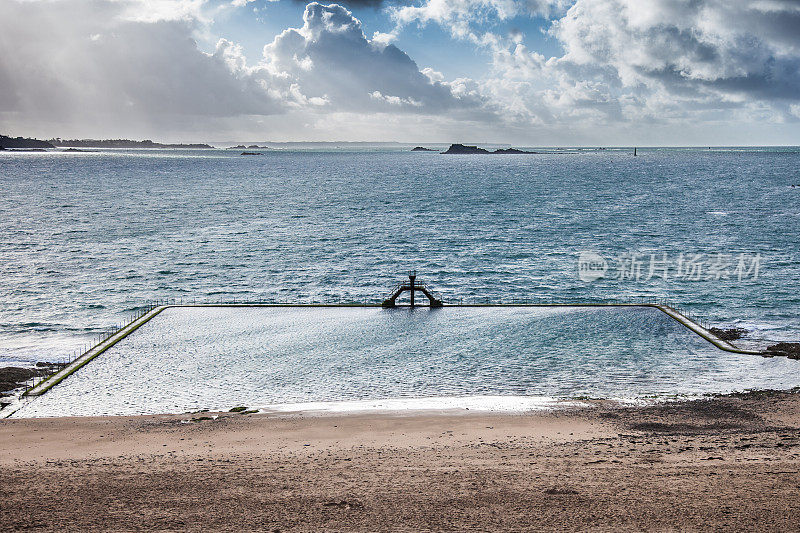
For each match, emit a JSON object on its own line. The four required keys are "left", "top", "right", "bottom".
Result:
{"left": 292, "top": 0, "right": 404, "bottom": 8}
{"left": 391, "top": 0, "right": 569, "bottom": 45}
{"left": 256, "top": 2, "right": 486, "bottom": 114}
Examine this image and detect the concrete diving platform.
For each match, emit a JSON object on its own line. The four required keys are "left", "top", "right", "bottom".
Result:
{"left": 382, "top": 271, "right": 443, "bottom": 308}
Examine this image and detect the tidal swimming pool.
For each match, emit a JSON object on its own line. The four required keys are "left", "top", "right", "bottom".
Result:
{"left": 13, "top": 306, "right": 800, "bottom": 417}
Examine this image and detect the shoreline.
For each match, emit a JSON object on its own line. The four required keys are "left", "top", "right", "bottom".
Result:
{"left": 7, "top": 386, "right": 797, "bottom": 419}
{"left": 4, "top": 394, "right": 613, "bottom": 419}
{"left": 2, "top": 390, "right": 799, "bottom": 530}
{"left": 2, "top": 389, "right": 776, "bottom": 419}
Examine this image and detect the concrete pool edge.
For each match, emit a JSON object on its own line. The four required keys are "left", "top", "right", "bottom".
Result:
{"left": 17, "top": 302, "right": 765, "bottom": 403}
{"left": 22, "top": 305, "right": 169, "bottom": 398}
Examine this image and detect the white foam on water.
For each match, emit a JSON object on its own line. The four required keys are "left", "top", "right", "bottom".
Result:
{"left": 258, "top": 395, "right": 589, "bottom": 414}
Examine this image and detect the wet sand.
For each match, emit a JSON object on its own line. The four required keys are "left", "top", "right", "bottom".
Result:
{"left": 1, "top": 390, "right": 800, "bottom": 531}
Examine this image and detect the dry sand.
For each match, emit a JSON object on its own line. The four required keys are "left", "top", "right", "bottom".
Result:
{"left": 1, "top": 391, "right": 800, "bottom": 531}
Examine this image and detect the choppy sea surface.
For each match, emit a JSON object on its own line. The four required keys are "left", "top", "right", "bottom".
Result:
{"left": 2, "top": 146, "right": 799, "bottom": 411}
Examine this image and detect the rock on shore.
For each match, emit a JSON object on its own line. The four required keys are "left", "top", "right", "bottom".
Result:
{"left": 0, "top": 367, "right": 38, "bottom": 394}
{"left": 765, "top": 342, "right": 800, "bottom": 359}
{"left": 709, "top": 327, "right": 747, "bottom": 341}
{"left": 0, "top": 364, "right": 65, "bottom": 397}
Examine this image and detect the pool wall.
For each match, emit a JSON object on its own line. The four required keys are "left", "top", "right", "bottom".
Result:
{"left": 19, "top": 301, "right": 764, "bottom": 402}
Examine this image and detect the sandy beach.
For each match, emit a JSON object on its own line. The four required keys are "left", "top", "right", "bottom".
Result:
{"left": 1, "top": 390, "right": 799, "bottom": 531}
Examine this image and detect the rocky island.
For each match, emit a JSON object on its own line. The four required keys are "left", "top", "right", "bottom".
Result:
{"left": 411, "top": 146, "right": 436, "bottom": 152}
{"left": 494, "top": 147, "right": 537, "bottom": 154}
{"left": 227, "top": 145, "right": 272, "bottom": 150}
{"left": 441, "top": 143, "right": 538, "bottom": 154}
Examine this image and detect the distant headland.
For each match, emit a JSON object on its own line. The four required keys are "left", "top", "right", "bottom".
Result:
{"left": 0, "top": 134, "right": 54, "bottom": 150}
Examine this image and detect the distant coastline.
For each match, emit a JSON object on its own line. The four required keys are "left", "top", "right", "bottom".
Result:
{"left": 0, "top": 134, "right": 212, "bottom": 150}
{"left": 50, "top": 138, "right": 213, "bottom": 149}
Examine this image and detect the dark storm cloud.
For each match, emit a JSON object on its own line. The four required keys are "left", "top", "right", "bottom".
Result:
{"left": 547, "top": 0, "right": 800, "bottom": 119}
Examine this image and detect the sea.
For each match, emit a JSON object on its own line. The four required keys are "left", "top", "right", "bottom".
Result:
{"left": 2, "top": 146, "right": 799, "bottom": 414}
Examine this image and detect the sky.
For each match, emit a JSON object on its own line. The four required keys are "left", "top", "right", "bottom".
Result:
{"left": 1, "top": 0, "right": 799, "bottom": 145}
